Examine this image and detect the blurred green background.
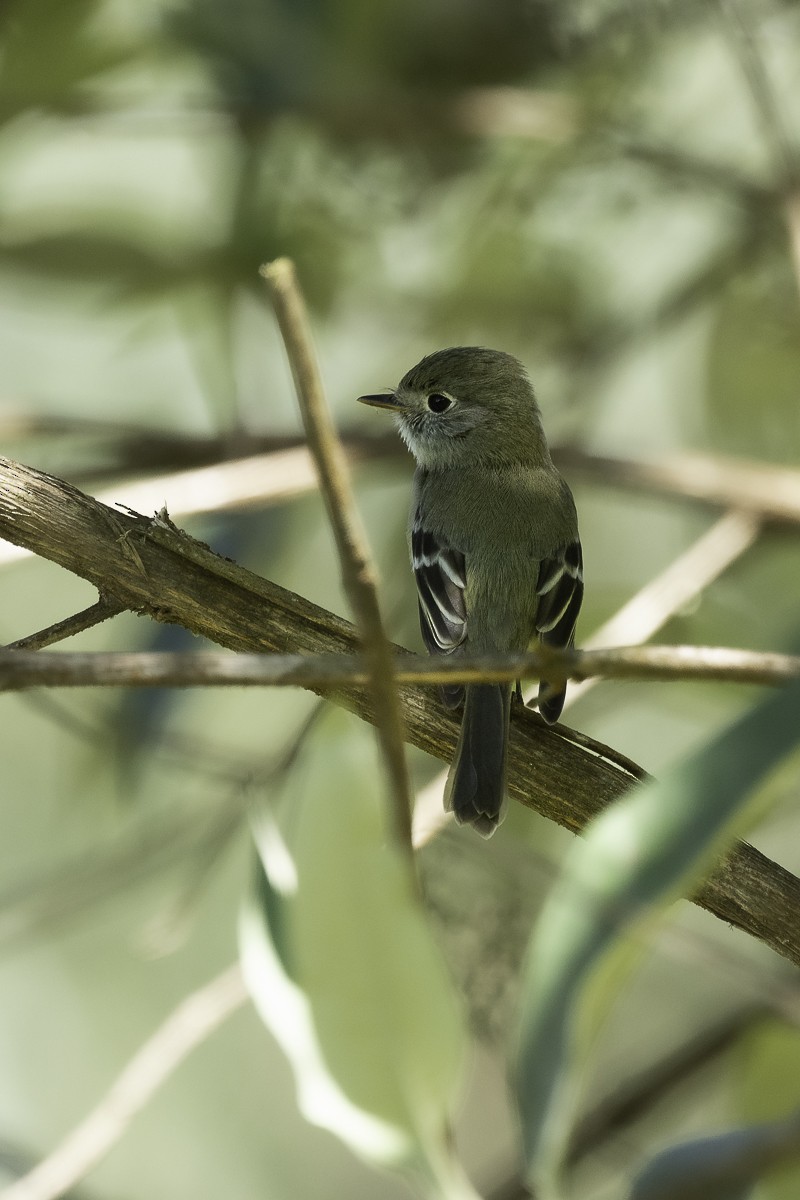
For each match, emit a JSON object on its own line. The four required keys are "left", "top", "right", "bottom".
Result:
{"left": 2, "top": 1, "right": 800, "bottom": 1197}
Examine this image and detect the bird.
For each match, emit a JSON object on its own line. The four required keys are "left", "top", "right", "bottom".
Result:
{"left": 358, "top": 347, "right": 582, "bottom": 836}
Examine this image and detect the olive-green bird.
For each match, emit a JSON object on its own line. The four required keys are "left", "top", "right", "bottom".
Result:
{"left": 358, "top": 347, "right": 582, "bottom": 836}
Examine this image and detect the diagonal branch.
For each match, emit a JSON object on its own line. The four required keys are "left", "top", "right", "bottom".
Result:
{"left": 261, "top": 257, "right": 413, "bottom": 854}
{"left": 0, "top": 455, "right": 799, "bottom": 967}
{"left": 5, "top": 599, "right": 124, "bottom": 651}
{"left": 0, "top": 966, "right": 247, "bottom": 1200}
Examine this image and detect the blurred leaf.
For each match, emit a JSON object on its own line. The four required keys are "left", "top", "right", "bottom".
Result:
{"left": 0, "top": 233, "right": 190, "bottom": 288}
{"left": 240, "top": 709, "right": 475, "bottom": 1199}
{"left": 628, "top": 1111, "right": 800, "bottom": 1200}
{"left": 0, "top": 0, "right": 140, "bottom": 123}
{"left": 735, "top": 1022, "right": 800, "bottom": 1200}
{"left": 515, "top": 673, "right": 800, "bottom": 1200}
{"left": 167, "top": 0, "right": 561, "bottom": 117}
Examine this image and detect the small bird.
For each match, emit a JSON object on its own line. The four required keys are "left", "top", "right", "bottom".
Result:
{"left": 358, "top": 347, "right": 582, "bottom": 837}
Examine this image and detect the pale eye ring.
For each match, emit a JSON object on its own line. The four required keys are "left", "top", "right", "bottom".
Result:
{"left": 427, "top": 392, "right": 452, "bottom": 413}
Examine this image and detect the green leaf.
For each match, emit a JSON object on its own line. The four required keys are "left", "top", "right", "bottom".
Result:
{"left": 515, "top": 676, "right": 800, "bottom": 1200}
{"left": 239, "top": 709, "right": 476, "bottom": 1199}
{"left": 628, "top": 1111, "right": 800, "bottom": 1200}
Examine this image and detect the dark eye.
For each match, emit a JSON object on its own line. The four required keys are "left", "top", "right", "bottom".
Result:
{"left": 427, "top": 393, "right": 452, "bottom": 413}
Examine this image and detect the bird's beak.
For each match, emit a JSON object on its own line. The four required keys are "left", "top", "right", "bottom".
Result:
{"left": 356, "top": 392, "right": 403, "bottom": 411}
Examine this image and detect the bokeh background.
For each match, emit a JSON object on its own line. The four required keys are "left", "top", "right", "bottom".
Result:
{"left": 1, "top": 1, "right": 800, "bottom": 1197}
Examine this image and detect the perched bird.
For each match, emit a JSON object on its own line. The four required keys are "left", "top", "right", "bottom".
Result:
{"left": 358, "top": 347, "right": 582, "bottom": 837}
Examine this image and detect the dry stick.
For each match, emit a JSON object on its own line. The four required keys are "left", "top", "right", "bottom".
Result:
{"left": 4, "top": 643, "right": 800, "bottom": 693}
{"left": 260, "top": 258, "right": 413, "bottom": 855}
{"left": 554, "top": 448, "right": 800, "bottom": 527}
{"left": 0, "top": 448, "right": 322, "bottom": 568}
{"left": 562, "top": 508, "right": 762, "bottom": 708}
{"left": 0, "top": 457, "right": 799, "bottom": 968}
{"left": 0, "top": 965, "right": 247, "bottom": 1200}
{"left": 5, "top": 599, "right": 124, "bottom": 652}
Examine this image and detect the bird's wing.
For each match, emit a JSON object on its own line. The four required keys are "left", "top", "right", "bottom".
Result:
{"left": 411, "top": 513, "right": 467, "bottom": 708}
{"left": 535, "top": 538, "right": 583, "bottom": 644}
{"left": 534, "top": 538, "right": 584, "bottom": 722}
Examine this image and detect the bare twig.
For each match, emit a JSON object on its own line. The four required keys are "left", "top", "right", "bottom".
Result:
{"left": 5, "top": 599, "right": 124, "bottom": 651}
{"left": 261, "top": 257, "right": 413, "bottom": 854}
{"left": 2, "top": 642, "right": 800, "bottom": 693}
{"left": 1, "top": 455, "right": 799, "bottom": 967}
{"left": 0, "top": 966, "right": 247, "bottom": 1200}
{"left": 561, "top": 509, "right": 762, "bottom": 708}
{"left": 0, "top": 449, "right": 324, "bottom": 568}
{"left": 554, "top": 449, "right": 800, "bottom": 526}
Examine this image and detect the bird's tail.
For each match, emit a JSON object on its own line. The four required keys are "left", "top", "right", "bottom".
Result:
{"left": 444, "top": 683, "right": 510, "bottom": 837}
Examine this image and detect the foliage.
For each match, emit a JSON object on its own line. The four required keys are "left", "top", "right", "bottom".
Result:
{"left": 1, "top": 1, "right": 800, "bottom": 1199}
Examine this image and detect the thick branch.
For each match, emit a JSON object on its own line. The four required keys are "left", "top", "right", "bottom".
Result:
{"left": 1, "top": 456, "right": 799, "bottom": 967}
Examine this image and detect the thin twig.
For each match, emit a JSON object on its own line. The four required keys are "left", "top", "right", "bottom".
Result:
{"left": 2, "top": 642, "right": 800, "bottom": 692}
{"left": 5, "top": 599, "right": 124, "bottom": 651}
{"left": 0, "top": 965, "right": 247, "bottom": 1200}
{"left": 561, "top": 509, "right": 762, "bottom": 709}
{"left": 554, "top": 448, "right": 800, "bottom": 526}
{"left": 0, "top": 449, "right": 324, "bottom": 568}
{"left": 261, "top": 257, "right": 413, "bottom": 855}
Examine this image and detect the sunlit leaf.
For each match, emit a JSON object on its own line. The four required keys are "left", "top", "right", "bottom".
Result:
{"left": 515, "top": 675, "right": 800, "bottom": 1199}
{"left": 240, "top": 709, "right": 476, "bottom": 1199}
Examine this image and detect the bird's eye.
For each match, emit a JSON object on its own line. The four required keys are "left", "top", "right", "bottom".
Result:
{"left": 427, "top": 393, "right": 452, "bottom": 413}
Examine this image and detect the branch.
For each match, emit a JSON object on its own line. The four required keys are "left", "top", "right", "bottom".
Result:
{"left": 0, "top": 966, "right": 247, "bottom": 1200}
{"left": 561, "top": 509, "right": 761, "bottom": 710}
{"left": 1, "top": 456, "right": 799, "bottom": 967}
{"left": 3, "top": 644, "right": 800, "bottom": 692}
{"left": 261, "top": 257, "right": 413, "bottom": 853}
{"left": 555, "top": 448, "right": 800, "bottom": 527}
{"left": 5, "top": 599, "right": 124, "bottom": 651}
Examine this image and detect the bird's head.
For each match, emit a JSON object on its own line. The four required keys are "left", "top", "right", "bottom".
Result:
{"left": 357, "top": 346, "right": 547, "bottom": 469}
